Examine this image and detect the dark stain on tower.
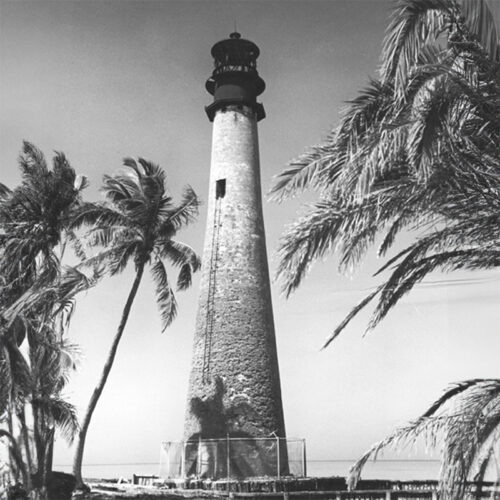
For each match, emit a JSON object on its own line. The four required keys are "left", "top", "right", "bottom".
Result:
{"left": 184, "top": 32, "right": 287, "bottom": 443}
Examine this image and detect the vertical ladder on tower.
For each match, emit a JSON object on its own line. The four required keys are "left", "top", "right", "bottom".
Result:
{"left": 202, "top": 196, "right": 222, "bottom": 383}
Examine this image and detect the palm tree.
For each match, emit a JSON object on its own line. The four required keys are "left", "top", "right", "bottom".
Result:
{"left": 272, "top": 0, "right": 500, "bottom": 344}
{"left": 1, "top": 269, "right": 92, "bottom": 499}
{"left": 0, "top": 141, "right": 90, "bottom": 497}
{"left": 0, "top": 142, "right": 88, "bottom": 286}
{"left": 2, "top": 263, "right": 99, "bottom": 496}
{"left": 271, "top": 0, "right": 500, "bottom": 495}
{"left": 348, "top": 379, "right": 500, "bottom": 497}
{"left": 70, "top": 158, "right": 200, "bottom": 490}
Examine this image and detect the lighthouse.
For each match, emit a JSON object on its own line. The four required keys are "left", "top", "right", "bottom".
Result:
{"left": 183, "top": 32, "right": 287, "bottom": 475}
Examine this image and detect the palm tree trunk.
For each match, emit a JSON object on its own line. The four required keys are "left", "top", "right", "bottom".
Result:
{"left": 44, "top": 429, "right": 54, "bottom": 480}
{"left": 7, "top": 399, "right": 20, "bottom": 483}
{"left": 18, "top": 406, "right": 33, "bottom": 490}
{"left": 0, "top": 429, "right": 30, "bottom": 490}
{"left": 39, "top": 426, "right": 54, "bottom": 498}
{"left": 33, "top": 404, "right": 45, "bottom": 488}
{"left": 72, "top": 264, "right": 145, "bottom": 490}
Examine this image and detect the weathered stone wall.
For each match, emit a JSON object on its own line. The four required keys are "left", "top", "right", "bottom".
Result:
{"left": 184, "top": 105, "right": 286, "bottom": 442}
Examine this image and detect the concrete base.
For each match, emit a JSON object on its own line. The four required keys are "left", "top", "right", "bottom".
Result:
{"left": 79, "top": 477, "right": 498, "bottom": 500}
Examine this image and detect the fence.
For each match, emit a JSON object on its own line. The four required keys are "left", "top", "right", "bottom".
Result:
{"left": 160, "top": 437, "right": 306, "bottom": 480}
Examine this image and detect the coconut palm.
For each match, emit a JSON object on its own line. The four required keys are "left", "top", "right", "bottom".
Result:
{"left": 0, "top": 142, "right": 88, "bottom": 285}
{"left": 0, "top": 325, "right": 32, "bottom": 488}
{"left": 271, "top": 0, "right": 500, "bottom": 495}
{"left": 2, "top": 263, "right": 99, "bottom": 498}
{"left": 9, "top": 266, "right": 98, "bottom": 490}
{"left": 70, "top": 157, "right": 200, "bottom": 490}
{"left": 0, "top": 142, "right": 90, "bottom": 497}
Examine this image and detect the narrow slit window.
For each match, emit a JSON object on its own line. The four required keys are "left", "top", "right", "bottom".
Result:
{"left": 216, "top": 178, "right": 226, "bottom": 199}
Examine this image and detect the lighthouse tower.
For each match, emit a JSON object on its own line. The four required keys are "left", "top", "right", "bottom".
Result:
{"left": 184, "top": 33, "right": 287, "bottom": 456}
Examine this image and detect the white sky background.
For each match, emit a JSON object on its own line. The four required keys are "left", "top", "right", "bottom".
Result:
{"left": 1, "top": 0, "right": 499, "bottom": 469}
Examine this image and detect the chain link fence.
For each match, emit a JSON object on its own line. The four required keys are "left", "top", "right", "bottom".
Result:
{"left": 160, "top": 437, "right": 306, "bottom": 480}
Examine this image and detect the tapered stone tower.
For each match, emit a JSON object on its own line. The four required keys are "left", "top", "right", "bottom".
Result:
{"left": 184, "top": 32, "right": 286, "bottom": 446}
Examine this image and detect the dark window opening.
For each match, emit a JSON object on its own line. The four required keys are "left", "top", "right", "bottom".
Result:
{"left": 216, "top": 179, "right": 226, "bottom": 199}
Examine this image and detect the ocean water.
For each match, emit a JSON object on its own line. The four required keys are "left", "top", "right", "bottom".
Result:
{"left": 307, "top": 460, "right": 441, "bottom": 480}
{"left": 54, "top": 460, "right": 441, "bottom": 482}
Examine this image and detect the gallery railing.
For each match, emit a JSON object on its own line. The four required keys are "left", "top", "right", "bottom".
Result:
{"left": 160, "top": 437, "right": 306, "bottom": 480}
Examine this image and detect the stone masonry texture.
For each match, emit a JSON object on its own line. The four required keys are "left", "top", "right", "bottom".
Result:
{"left": 184, "top": 105, "right": 287, "bottom": 442}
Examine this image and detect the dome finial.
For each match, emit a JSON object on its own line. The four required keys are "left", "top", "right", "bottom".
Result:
{"left": 230, "top": 20, "right": 240, "bottom": 39}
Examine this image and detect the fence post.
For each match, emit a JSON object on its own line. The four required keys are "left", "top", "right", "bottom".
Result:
{"left": 385, "top": 491, "right": 391, "bottom": 500}
{"left": 197, "top": 436, "right": 202, "bottom": 477}
{"left": 214, "top": 439, "right": 218, "bottom": 478}
{"left": 276, "top": 436, "right": 281, "bottom": 478}
{"left": 302, "top": 439, "right": 307, "bottom": 477}
{"left": 181, "top": 441, "right": 186, "bottom": 479}
{"left": 226, "top": 434, "right": 230, "bottom": 487}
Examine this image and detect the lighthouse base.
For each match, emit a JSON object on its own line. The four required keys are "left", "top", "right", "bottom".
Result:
{"left": 159, "top": 437, "right": 306, "bottom": 480}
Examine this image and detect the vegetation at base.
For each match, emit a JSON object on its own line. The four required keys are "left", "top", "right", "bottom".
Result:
{"left": 271, "top": 0, "right": 500, "bottom": 496}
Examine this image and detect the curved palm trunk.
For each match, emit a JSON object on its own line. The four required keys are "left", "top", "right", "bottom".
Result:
{"left": 72, "top": 264, "right": 145, "bottom": 490}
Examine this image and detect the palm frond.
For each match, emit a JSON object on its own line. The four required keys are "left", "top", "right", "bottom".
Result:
{"left": 3, "top": 263, "right": 101, "bottom": 327}
{"left": 0, "top": 182, "right": 11, "bottom": 199}
{"left": 370, "top": 248, "right": 500, "bottom": 330}
{"left": 157, "top": 239, "right": 201, "bottom": 272}
{"left": 268, "top": 146, "right": 338, "bottom": 202}
{"left": 150, "top": 258, "right": 177, "bottom": 331}
{"left": 18, "top": 141, "right": 49, "bottom": 181}
{"left": 348, "top": 379, "right": 500, "bottom": 497}
{"left": 2, "top": 337, "right": 32, "bottom": 396}
{"left": 277, "top": 202, "right": 344, "bottom": 297}
{"left": 107, "top": 243, "right": 138, "bottom": 276}
{"left": 321, "top": 286, "right": 383, "bottom": 350}
{"left": 159, "top": 185, "right": 200, "bottom": 232}
{"left": 33, "top": 395, "right": 79, "bottom": 444}
{"left": 69, "top": 202, "right": 128, "bottom": 231}
{"left": 85, "top": 226, "right": 128, "bottom": 248}
{"left": 276, "top": 185, "right": 435, "bottom": 297}
{"left": 459, "top": 0, "right": 500, "bottom": 61}
{"left": 380, "top": 0, "right": 452, "bottom": 88}
{"left": 270, "top": 79, "right": 397, "bottom": 202}
{"left": 73, "top": 174, "right": 89, "bottom": 192}
{"left": 176, "top": 263, "right": 193, "bottom": 291}
{"left": 136, "top": 158, "right": 166, "bottom": 192}
{"left": 64, "top": 229, "right": 87, "bottom": 261}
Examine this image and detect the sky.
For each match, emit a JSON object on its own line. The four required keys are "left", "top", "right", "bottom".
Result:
{"left": 1, "top": 0, "right": 499, "bottom": 475}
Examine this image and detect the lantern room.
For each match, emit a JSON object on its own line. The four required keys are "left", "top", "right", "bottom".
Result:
{"left": 205, "top": 32, "right": 266, "bottom": 122}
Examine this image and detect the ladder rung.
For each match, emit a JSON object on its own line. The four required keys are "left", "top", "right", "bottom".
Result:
{"left": 202, "top": 197, "right": 223, "bottom": 382}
